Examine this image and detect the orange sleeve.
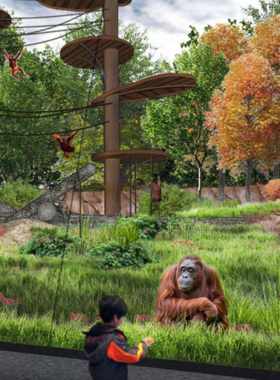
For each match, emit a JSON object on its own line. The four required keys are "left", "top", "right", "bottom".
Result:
{"left": 107, "top": 336, "right": 147, "bottom": 364}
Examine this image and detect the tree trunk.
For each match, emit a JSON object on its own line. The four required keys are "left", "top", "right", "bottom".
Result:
{"left": 198, "top": 164, "right": 203, "bottom": 197}
{"left": 273, "top": 161, "right": 279, "bottom": 179}
{"left": 4, "top": 163, "right": 96, "bottom": 222}
{"left": 245, "top": 159, "right": 252, "bottom": 203}
{"left": 218, "top": 169, "right": 225, "bottom": 203}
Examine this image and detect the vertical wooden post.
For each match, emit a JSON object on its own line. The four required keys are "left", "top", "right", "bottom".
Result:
{"left": 150, "top": 157, "right": 154, "bottom": 216}
{"left": 129, "top": 155, "right": 132, "bottom": 217}
{"left": 79, "top": 184, "right": 82, "bottom": 239}
{"left": 103, "top": 0, "right": 120, "bottom": 216}
{"left": 134, "top": 156, "right": 137, "bottom": 216}
{"left": 157, "top": 159, "right": 160, "bottom": 217}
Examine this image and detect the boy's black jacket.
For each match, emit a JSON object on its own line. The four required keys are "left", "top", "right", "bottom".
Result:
{"left": 83, "top": 322, "right": 148, "bottom": 380}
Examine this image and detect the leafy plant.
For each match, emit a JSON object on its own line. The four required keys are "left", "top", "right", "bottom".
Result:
{"left": 110, "top": 220, "right": 140, "bottom": 246}
{"left": 19, "top": 233, "right": 78, "bottom": 258}
{"left": 0, "top": 179, "right": 41, "bottom": 208}
{"left": 85, "top": 241, "right": 159, "bottom": 269}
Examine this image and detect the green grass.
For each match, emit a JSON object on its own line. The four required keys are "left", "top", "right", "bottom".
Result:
{"left": 178, "top": 200, "right": 280, "bottom": 219}
{"left": 0, "top": 224, "right": 280, "bottom": 371}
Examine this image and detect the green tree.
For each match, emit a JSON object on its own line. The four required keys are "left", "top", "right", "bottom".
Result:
{"left": 242, "top": 0, "right": 280, "bottom": 24}
{"left": 141, "top": 41, "right": 229, "bottom": 196}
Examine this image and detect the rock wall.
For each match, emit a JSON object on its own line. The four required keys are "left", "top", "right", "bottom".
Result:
{"left": 61, "top": 185, "right": 266, "bottom": 216}
{"left": 182, "top": 185, "right": 266, "bottom": 204}
{"left": 61, "top": 189, "right": 147, "bottom": 217}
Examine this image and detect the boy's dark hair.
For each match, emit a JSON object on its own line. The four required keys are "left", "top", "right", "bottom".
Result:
{"left": 99, "top": 296, "right": 127, "bottom": 323}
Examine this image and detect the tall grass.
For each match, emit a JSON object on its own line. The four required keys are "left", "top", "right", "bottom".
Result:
{"left": 178, "top": 200, "right": 280, "bottom": 219}
{"left": 0, "top": 223, "right": 279, "bottom": 370}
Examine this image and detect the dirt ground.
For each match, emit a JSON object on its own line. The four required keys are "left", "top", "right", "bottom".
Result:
{"left": 0, "top": 218, "right": 55, "bottom": 246}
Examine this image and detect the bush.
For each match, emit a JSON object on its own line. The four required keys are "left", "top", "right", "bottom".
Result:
{"left": 116, "top": 215, "right": 166, "bottom": 240}
{"left": 0, "top": 179, "right": 41, "bottom": 208}
{"left": 138, "top": 184, "right": 200, "bottom": 216}
{"left": 110, "top": 219, "right": 140, "bottom": 246}
{"left": 263, "top": 180, "right": 280, "bottom": 202}
{"left": 85, "top": 241, "right": 159, "bottom": 268}
{"left": 19, "top": 233, "right": 78, "bottom": 258}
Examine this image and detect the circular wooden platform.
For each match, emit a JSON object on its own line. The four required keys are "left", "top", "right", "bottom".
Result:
{"left": 37, "top": 0, "right": 132, "bottom": 12}
{"left": 91, "top": 150, "right": 169, "bottom": 164}
{"left": 92, "top": 73, "right": 196, "bottom": 107}
{"left": 61, "top": 36, "right": 134, "bottom": 69}
{"left": 0, "top": 10, "right": 11, "bottom": 30}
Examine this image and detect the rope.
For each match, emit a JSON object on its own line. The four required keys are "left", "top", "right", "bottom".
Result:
{"left": 0, "top": 105, "right": 92, "bottom": 114}
{"left": 0, "top": 13, "right": 93, "bottom": 20}
{"left": 47, "top": 124, "right": 85, "bottom": 347}
{"left": 4, "top": 21, "right": 97, "bottom": 29}
{"left": 0, "top": 121, "right": 108, "bottom": 136}
{"left": 2, "top": 23, "right": 107, "bottom": 37}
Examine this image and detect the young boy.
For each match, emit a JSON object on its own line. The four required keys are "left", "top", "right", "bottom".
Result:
{"left": 83, "top": 295, "right": 154, "bottom": 380}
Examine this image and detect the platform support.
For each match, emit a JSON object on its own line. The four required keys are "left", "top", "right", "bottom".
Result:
{"left": 103, "top": 0, "right": 121, "bottom": 216}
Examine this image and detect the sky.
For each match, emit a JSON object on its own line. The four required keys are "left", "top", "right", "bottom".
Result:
{"left": 1, "top": 0, "right": 261, "bottom": 63}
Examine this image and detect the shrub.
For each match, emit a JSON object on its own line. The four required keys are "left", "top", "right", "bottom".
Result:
{"left": 0, "top": 179, "right": 41, "bottom": 208}
{"left": 138, "top": 184, "right": 200, "bottom": 216}
{"left": 116, "top": 215, "right": 166, "bottom": 240}
{"left": 85, "top": 241, "right": 159, "bottom": 269}
{"left": 110, "top": 220, "right": 140, "bottom": 246}
{"left": 19, "top": 233, "right": 78, "bottom": 258}
{"left": 263, "top": 180, "right": 280, "bottom": 202}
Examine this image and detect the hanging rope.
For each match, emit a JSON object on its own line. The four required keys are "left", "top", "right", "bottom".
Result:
{"left": 0, "top": 121, "right": 108, "bottom": 136}
{"left": 1, "top": 20, "right": 106, "bottom": 37}
{"left": 0, "top": 105, "right": 92, "bottom": 114}
{"left": 0, "top": 13, "right": 94, "bottom": 20}
{"left": 47, "top": 124, "right": 86, "bottom": 347}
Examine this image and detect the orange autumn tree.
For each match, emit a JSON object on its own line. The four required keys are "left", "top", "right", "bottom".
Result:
{"left": 249, "top": 13, "right": 280, "bottom": 178}
{"left": 249, "top": 14, "right": 280, "bottom": 72}
{"left": 209, "top": 53, "right": 280, "bottom": 202}
{"left": 201, "top": 23, "right": 249, "bottom": 64}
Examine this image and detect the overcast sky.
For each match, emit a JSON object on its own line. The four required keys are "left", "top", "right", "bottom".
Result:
{"left": 1, "top": 0, "right": 261, "bottom": 63}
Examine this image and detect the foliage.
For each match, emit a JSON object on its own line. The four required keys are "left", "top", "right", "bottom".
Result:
{"left": 242, "top": 0, "right": 280, "bottom": 25}
{"left": 117, "top": 214, "right": 166, "bottom": 240}
{"left": 19, "top": 233, "right": 77, "bottom": 258}
{"left": 141, "top": 41, "right": 229, "bottom": 194}
{"left": 263, "top": 179, "right": 280, "bottom": 201}
{"left": 209, "top": 53, "right": 280, "bottom": 178}
{"left": 179, "top": 200, "right": 280, "bottom": 218}
{"left": 201, "top": 23, "right": 249, "bottom": 63}
{"left": 0, "top": 179, "right": 41, "bottom": 207}
{"left": 30, "top": 226, "right": 59, "bottom": 239}
{"left": 110, "top": 219, "right": 140, "bottom": 246}
{"left": 138, "top": 183, "right": 200, "bottom": 216}
{"left": 249, "top": 14, "right": 280, "bottom": 72}
{"left": 85, "top": 241, "right": 159, "bottom": 269}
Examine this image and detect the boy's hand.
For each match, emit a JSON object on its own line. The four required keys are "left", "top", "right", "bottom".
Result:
{"left": 142, "top": 337, "right": 154, "bottom": 347}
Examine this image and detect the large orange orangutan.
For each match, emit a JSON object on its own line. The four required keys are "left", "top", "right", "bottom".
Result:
{"left": 4, "top": 46, "right": 26, "bottom": 79}
{"left": 155, "top": 255, "right": 229, "bottom": 330}
{"left": 53, "top": 130, "right": 78, "bottom": 159}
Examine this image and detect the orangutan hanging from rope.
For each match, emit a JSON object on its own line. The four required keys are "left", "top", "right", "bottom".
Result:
{"left": 150, "top": 176, "right": 162, "bottom": 203}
